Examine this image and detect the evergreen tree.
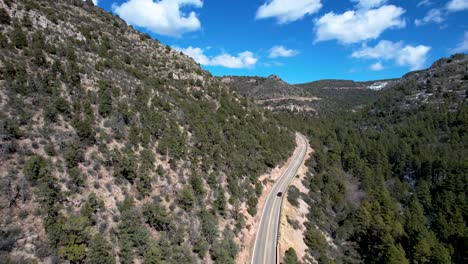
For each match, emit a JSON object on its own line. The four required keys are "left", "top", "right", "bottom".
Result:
{"left": 87, "top": 234, "right": 115, "bottom": 264}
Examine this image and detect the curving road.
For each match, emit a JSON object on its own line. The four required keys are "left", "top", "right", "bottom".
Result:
{"left": 251, "top": 133, "right": 308, "bottom": 264}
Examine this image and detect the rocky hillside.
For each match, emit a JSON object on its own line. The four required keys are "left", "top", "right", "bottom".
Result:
{"left": 373, "top": 53, "right": 468, "bottom": 113}
{"left": 222, "top": 55, "right": 467, "bottom": 115}
{"left": 0, "top": 0, "right": 295, "bottom": 263}
{"left": 220, "top": 75, "right": 393, "bottom": 114}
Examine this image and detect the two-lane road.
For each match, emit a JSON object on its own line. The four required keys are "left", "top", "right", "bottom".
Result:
{"left": 251, "top": 133, "right": 308, "bottom": 264}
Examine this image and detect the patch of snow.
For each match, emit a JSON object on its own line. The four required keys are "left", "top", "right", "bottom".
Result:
{"left": 368, "top": 81, "right": 388, "bottom": 90}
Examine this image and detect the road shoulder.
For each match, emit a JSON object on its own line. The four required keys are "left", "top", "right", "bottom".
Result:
{"left": 235, "top": 134, "right": 305, "bottom": 264}
{"left": 278, "top": 138, "right": 314, "bottom": 263}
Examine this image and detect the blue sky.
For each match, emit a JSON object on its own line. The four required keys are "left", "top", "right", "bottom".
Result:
{"left": 95, "top": 0, "right": 468, "bottom": 84}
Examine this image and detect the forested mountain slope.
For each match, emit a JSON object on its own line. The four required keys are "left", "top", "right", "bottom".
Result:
{"left": 220, "top": 75, "right": 394, "bottom": 114}
{"left": 275, "top": 54, "right": 467, "bottom": 264}
{"left": 0, "top": 0, "right": 295, "bottom": 263}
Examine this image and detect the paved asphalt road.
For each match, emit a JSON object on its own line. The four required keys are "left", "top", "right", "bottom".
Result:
{"left": 251, "top": 133, "right": 308, "bottom": 264}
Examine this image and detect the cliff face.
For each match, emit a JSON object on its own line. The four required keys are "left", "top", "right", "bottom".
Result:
{"left": 0, "top": 0, "right": 295, "bottom": 263}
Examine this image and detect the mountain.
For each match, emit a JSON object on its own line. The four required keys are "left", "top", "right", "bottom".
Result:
{"left": 223, "top": 54, "right": 467, "bottom": 117}
{"left": 0, "top": 0, "right": 295, "bottom": 263}
{"left": 272, "top": 54, "right": 467, "bottom": 264}
{"left": 220, "top": 74, "right": 398, "bottom": 114}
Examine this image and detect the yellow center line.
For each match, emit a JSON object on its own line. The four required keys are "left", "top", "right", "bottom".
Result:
{"left": 263, "top": 193, "right": 278, "bottom": 264}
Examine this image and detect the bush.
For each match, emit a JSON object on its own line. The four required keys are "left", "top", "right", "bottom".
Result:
{"left": 177, "top": 186, "right": 195, "bottom": 211}
{"left": 24, "top": 155, "right": 49, "bottom": 185}
{"left": 67, "top": 166, "right": 86, "bottom": 193}
{"left": 284, "top": 248, "right": 298, "bottom": 264}
{"left": 87, "top": 234, "right": 115, "bottom": 264}
{"left": 142, "top": 202, "right": 172, "bottom": 231}
{"left": 0, "top": 8, "right": 11, "bottom": 25}
{"left": 11, "top": 25, "right": 27, "bottom": 49}
{"left": 287, "top": 185, "right": 300, "bottom": 207}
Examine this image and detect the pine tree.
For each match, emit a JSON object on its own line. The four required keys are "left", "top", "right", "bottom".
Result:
{"left": 87, "top": 234, "right": 115, "bottom": 264}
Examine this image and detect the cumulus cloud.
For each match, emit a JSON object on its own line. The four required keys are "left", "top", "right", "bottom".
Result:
{"left": 269, "top": 46, "right": 299, "bottom": 58}
{"left": 314, "top": 5, "right": 405, "bottom": 44}
{"left": 175, "top": 46, "right": 258, "bottom": 69}
{"left": 352, "top": 40, "right": 431, "bottom": 70}
{"left": 452, "top": 32, "right": 468, "bottom": 53}
{"left": 446, "top": 0, "right": 468, "bottom": 11}
{"left": 352, "top": 0, "right": 388, "bottom": 9}
{"left": 112, "top": 0, "right": 202, "bottom": 37}
{"left": 370, "top": 62, "right": 384, "bottom": 71}
{"left": 415, "top": 9, "right": 444, "bottom": 26}
{"left": 255, "top": 0, "right": 322, "bottom": 24}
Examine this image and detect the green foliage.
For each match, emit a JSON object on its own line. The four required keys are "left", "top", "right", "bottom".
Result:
{"left": 118, "top": 197, "right": 150, "bottom": 263}
{"left": 213, "top": 189, "right": 227, "bottom": 216}
{"left": 11, "top": 24, "right": 27, "bottom": 49}
{"left": 73, "top": 118, "right": 95, "bottom": 144}
{"left": 24, "top": 155, "right": 49, "bottom": 185}
{"left": 112, "top": 150, "right": 138, "bottom": 184}
{"left": 63, "top": 141, "right": 85, "bottom": 168}
{"left": 304, "top": 225, "right": 328, "bottom": 256}
{"left": 287, "top": 185, "right": 300, "bottom": 207}
{"left": 177, "top": 186, "right": 195, "bottom": 211}
{"left": 246, "top": 195, "right": 258, "bottom": 216}
{"left": 278, "top": 78, "right": 468, "bottom": 263}
{"left": 0, "top": 8, "right": 11, "bottom": 25}
{"left": 199, "top": 209, "right": 218, "bottom": 244}
{"left": 143, "top": 241, "right": 165, "bottom": 264}
{"left": 97, "top": 80, "right": 113, "bottom": 118}
{"left": 58, "top": 216, "right": 89, "bottom": 263}
{"left": 284, "top": 248, "right": 299, "bottom": 264}
{"left": 87, "top": 234, "right": 115, "bottom": 264}
{"left": 67, "top": 166, "right": 86, "bottom": 193}
{"left": 81, "top": 193, "right": 104, "bottom": 225}
{"left": 210, "top": 235, "right": 238, "bottom": 264}
{"left": 143, "top": 202, "right": 172, "bottom": 232}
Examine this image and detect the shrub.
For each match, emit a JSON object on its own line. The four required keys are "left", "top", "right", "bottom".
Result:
{"left": 24, "top": 155, "right": 49, "bottom": 185}
{"left": 67, "top": 166, "right": 86, "bottom": 193}
{"left": 177, "top": 186, "right": 195, "bottom": 211}
{"left": 87, "top": 234, "right": 115, "bottom": 264}
{"left": 11, "top": 25, "right": 27, "bottom": 49}
{"left": 142, "top": 203, "right": 172, "bottom": 231}
{"left": 284, "top": 248, "right": 298, "bottom": 264}
{"left": 287, "top": 185, "right": 300, "bottom": 207}
{"left": 0, "top": 8, "right": 11, "bottom": 25}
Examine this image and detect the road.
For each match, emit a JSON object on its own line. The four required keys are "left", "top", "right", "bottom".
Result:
{"left": 251, "top": 133, "right": 308, "bottom": 264}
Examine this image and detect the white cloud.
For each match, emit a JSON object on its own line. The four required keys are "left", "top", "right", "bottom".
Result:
{"left": 415, "top": 9, "right": 444, "bottom": 26}
{"left": 255, "top": 0, "right": 322, "bottom": 24}
{"left": 269, "top": 46, "right": 299, "bottom": 58}
{"left": 417, "top": 0, "right": 432, "bottom": 7}
{"left": 175, "top": 46, "right": 258, "bottom": 69}
{"left": 352, "top": 0, "right": 387, "bottom": 9}
{"left": 352, "top": 40, "right": 431, "bottom": 70}
{"left": 314, "top": 5, "right": 405, "bottom": 44}
{"left": 452, "top": 32, "right": 468, "bottom": 53}
{"left": 446, "top": 0, "right": 468, "bottom": 11}
{"left": 112, "top": 0, "right": 202, "bottom": 37}
{"left": 370, "top": 62, "right": 384, "bottom": 71}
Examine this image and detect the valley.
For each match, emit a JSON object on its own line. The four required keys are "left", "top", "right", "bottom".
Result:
{"left": 0, "top": 1, "right": 466, "bottom": 264}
